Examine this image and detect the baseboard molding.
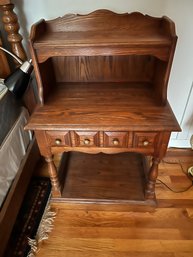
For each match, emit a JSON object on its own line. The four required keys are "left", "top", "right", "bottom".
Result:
{"left": 164, "top": 147, "right": 193, "bottom": 163}
{"left": 169, "top": 139, "right": 191, "bottom": 148}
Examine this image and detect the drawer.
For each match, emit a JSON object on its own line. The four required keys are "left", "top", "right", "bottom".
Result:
{"left": 133, "top": 132, "right": 158, "bottom": 148}
{"left": 74, "top": 131, "right": 100, "bottom": 147}
{"left": 104, "top": 131, "right": 128, "bottom": 147}
{"left": 46, "top": 131, "right": 71, "bottom": 146}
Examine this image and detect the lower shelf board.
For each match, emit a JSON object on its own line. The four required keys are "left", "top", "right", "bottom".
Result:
{"left": 51, "top": 151, "right": 156, "bottom": 206}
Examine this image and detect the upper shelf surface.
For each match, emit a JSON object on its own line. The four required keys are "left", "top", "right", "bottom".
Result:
{"left": 33, "top": 31, "right": 171, "bottom": 47}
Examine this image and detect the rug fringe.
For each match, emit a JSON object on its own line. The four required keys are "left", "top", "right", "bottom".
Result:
{"left": 27, "top": 203, "right": 56, "bottom": 257}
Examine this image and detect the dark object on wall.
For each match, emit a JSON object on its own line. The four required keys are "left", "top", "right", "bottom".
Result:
{"left": 0, "top": 46, "right": 33, "bottom": 98}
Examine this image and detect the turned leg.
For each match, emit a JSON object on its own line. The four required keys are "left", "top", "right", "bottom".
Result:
{"left": 45, "top": 156, "right": 61, "bottom": 197}
{"left": 145, "top": 157, "right": 160, "bottom": 200}
{"left": 0, "top": 3, "right": 27, "bottom": 63}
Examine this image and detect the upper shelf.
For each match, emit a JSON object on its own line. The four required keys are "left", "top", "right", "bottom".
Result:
{"left": 30, "top": 10, "right": 177, "bottom": 62}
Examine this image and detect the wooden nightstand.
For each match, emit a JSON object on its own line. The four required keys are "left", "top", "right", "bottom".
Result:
{"left": 26, "top": 10, "right": 180, "bottom": 206}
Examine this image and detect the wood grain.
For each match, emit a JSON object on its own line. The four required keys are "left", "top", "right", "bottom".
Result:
{"left": 25, "top": 82, "right": 180, "bottom": 131}
{"left": 35, "top": 150, "right": 193, "bottom": 257}
{"left": 26, "top": 10, "right": 180, "bottom": 213}
{"left": 52, "top": 56, "right": 156, "bottom": 83}
{"left": 0, "top": 3, "right": 27, "bottom": 62}
{"left": 29, "top": 10, "right": 177, "bottom": 105}
{"left": 31, "top": 11, "right": 175, "bottom": 62}
{"left": 56, "top": 152, "right": 147, "bottom": 203}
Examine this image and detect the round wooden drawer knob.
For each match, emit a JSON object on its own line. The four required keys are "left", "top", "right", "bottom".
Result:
{"left": 55, "top": 139, "right": 62, "bottom": 145}
{"left": 113, "top": 138, "right": 119, "bottom": 145}
{"left": 143, "top": 140, "right": 149, "bottom": 146}
{"left": 84, "top": 139, "right": 90, "bottom": 145}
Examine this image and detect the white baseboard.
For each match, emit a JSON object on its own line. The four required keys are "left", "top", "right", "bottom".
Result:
{"left": 169, "top": 139, "right": 191, "bottom": 148}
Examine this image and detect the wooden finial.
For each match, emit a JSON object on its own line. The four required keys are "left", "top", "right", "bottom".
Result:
{"left": 0, "top": 3, "right": 27, "bottom": 62}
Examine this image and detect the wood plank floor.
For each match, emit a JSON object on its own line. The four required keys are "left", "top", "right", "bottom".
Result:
{"left": 35, "top": 149, "right": 193, "bottom": 257}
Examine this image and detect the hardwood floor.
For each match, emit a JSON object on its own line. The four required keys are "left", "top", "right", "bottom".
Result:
{"left": 35, "top": 149, "right": 193, "bottom": 257}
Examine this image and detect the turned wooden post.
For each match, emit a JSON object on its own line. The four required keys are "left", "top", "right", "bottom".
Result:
{"left": 0, "top": 37, "right": 10, "bottom": 77}
{"left": 45, "top": 156, "right": 61, "bottom": 197}
{"left": 145, "top": 132, "right": 171, "bottom": 200}
{"left": 0, "top": 1, "right": 37, "bottom": 113}
{"left": 34, "top": 131, "right": 61, "bottom": 198}
{"left": 0, "top": 2, "right": 27, "bottom": 62}
{"left": 145, "top": 157, "right": 160, "bottom": 200}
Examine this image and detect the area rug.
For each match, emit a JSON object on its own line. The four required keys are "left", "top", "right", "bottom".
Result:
{"left": 4, "top": 177, "right": 52, "bottom": 257}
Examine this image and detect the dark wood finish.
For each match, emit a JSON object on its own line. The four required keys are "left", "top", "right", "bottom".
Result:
{"left": 45, "top": 156, "right": 61, "bottom": 197}
{"left": 133, "top": 132, "right": 159, "bottom": 148}
{"left": 52, "top": 56, "right": 156, "bottom": 82}
{"left": 55, "top": 152, "right": 151, "bottom": 204}
{"left": 74, "top": 131, "right": 100, "bottom": 147}
{"left": 46, "top": 130, "right": 71, "bottom": 147}
{"left": 104, "top": 131, "right": 129, "bottom": 148}
{"left": 26, "top": 83, "right": 180, "bottom": 131}
{"left": 30, "top": 11, "right": 174, "bottom": 62}
{"left": 26, "top": 10, "right": 180, "bottom": 205}
{"left": 29, "top": 10, "right": 177, "bottom": 106}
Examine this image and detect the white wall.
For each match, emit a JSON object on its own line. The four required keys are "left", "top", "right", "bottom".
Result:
{"left": 14, "top": 0, "right": 165, "bottom": 29}
{"left": 12, "top": 0, "right": 193, "bottom": 148}
{"left": 163, "top": 0, "right": 193, "bottom": 147}
{"left": 13, "top": 0, "right": 166, "bottom": 48}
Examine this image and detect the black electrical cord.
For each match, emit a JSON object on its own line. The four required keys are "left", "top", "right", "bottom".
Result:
{"left": 156, "top": 179, "right": 193, "bottom": 193}
{"left": 156, "top": 160, "right": 193, "bottom": 193}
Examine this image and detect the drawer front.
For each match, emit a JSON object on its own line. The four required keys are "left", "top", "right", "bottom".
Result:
{"left": 46, "top": 131, "right": 71, "bottom": 146}
{"left": 104, "top": 131, "right": 129, "bottom": 147}
{"left": 133, "top": 132, "right": 158, "bottom": 148}
{"left": 45, "top": 130, "right": 159, "bottom": 150}
{"left": 74, "top": 131, "right": 100, "bottom": 147}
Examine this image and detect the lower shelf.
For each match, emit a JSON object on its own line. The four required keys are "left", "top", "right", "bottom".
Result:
{"left": 53, "top": 152, "right": 155, "bottom": 205}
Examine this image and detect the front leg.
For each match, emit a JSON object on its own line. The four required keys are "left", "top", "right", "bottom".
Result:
{"left": 34, "top": 131, "right": 61, "bottom": 198}
{"left": 145, "top": 157, "right": 160, "bottom": 200}
{"left": 145, "top": 132, "right": 171, "bottom": 200}
{"left": 45, "top": 155, "right": 61, "bottom": 197}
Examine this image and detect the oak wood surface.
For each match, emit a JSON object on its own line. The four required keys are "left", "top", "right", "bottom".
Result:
{"left": 52, "top": 56, "right": 156, "bottom": 83}
{"left": 33, "top": 31, "right": 171, "bottom": 62}
{"left": 34, "top": 149, "right": 193, "bottom": 257}
{"left": 26, "top": 82, "right": 180, "bottom": 131}
{"left": 29, "top": 10, "right": 177, "bottom": 105}
{"left": 26, "top": 10, "right": 180, "bottom": 205}
{"left": 55, "top": 152, "right": 147, "bottom": 203}
{"left": 30, "top": 10, "right": 176, "bottom": 62}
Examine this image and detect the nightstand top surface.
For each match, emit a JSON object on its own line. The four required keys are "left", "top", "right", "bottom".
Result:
{"left": 26, "top": 82, "right": 180, "bottom": 132}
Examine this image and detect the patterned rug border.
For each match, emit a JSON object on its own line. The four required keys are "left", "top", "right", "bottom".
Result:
{"left": 4, "top": 176, "right": 52, "bottom": 257}
{"left": 27, "top": 203, "right": 56, "bottom": 257}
